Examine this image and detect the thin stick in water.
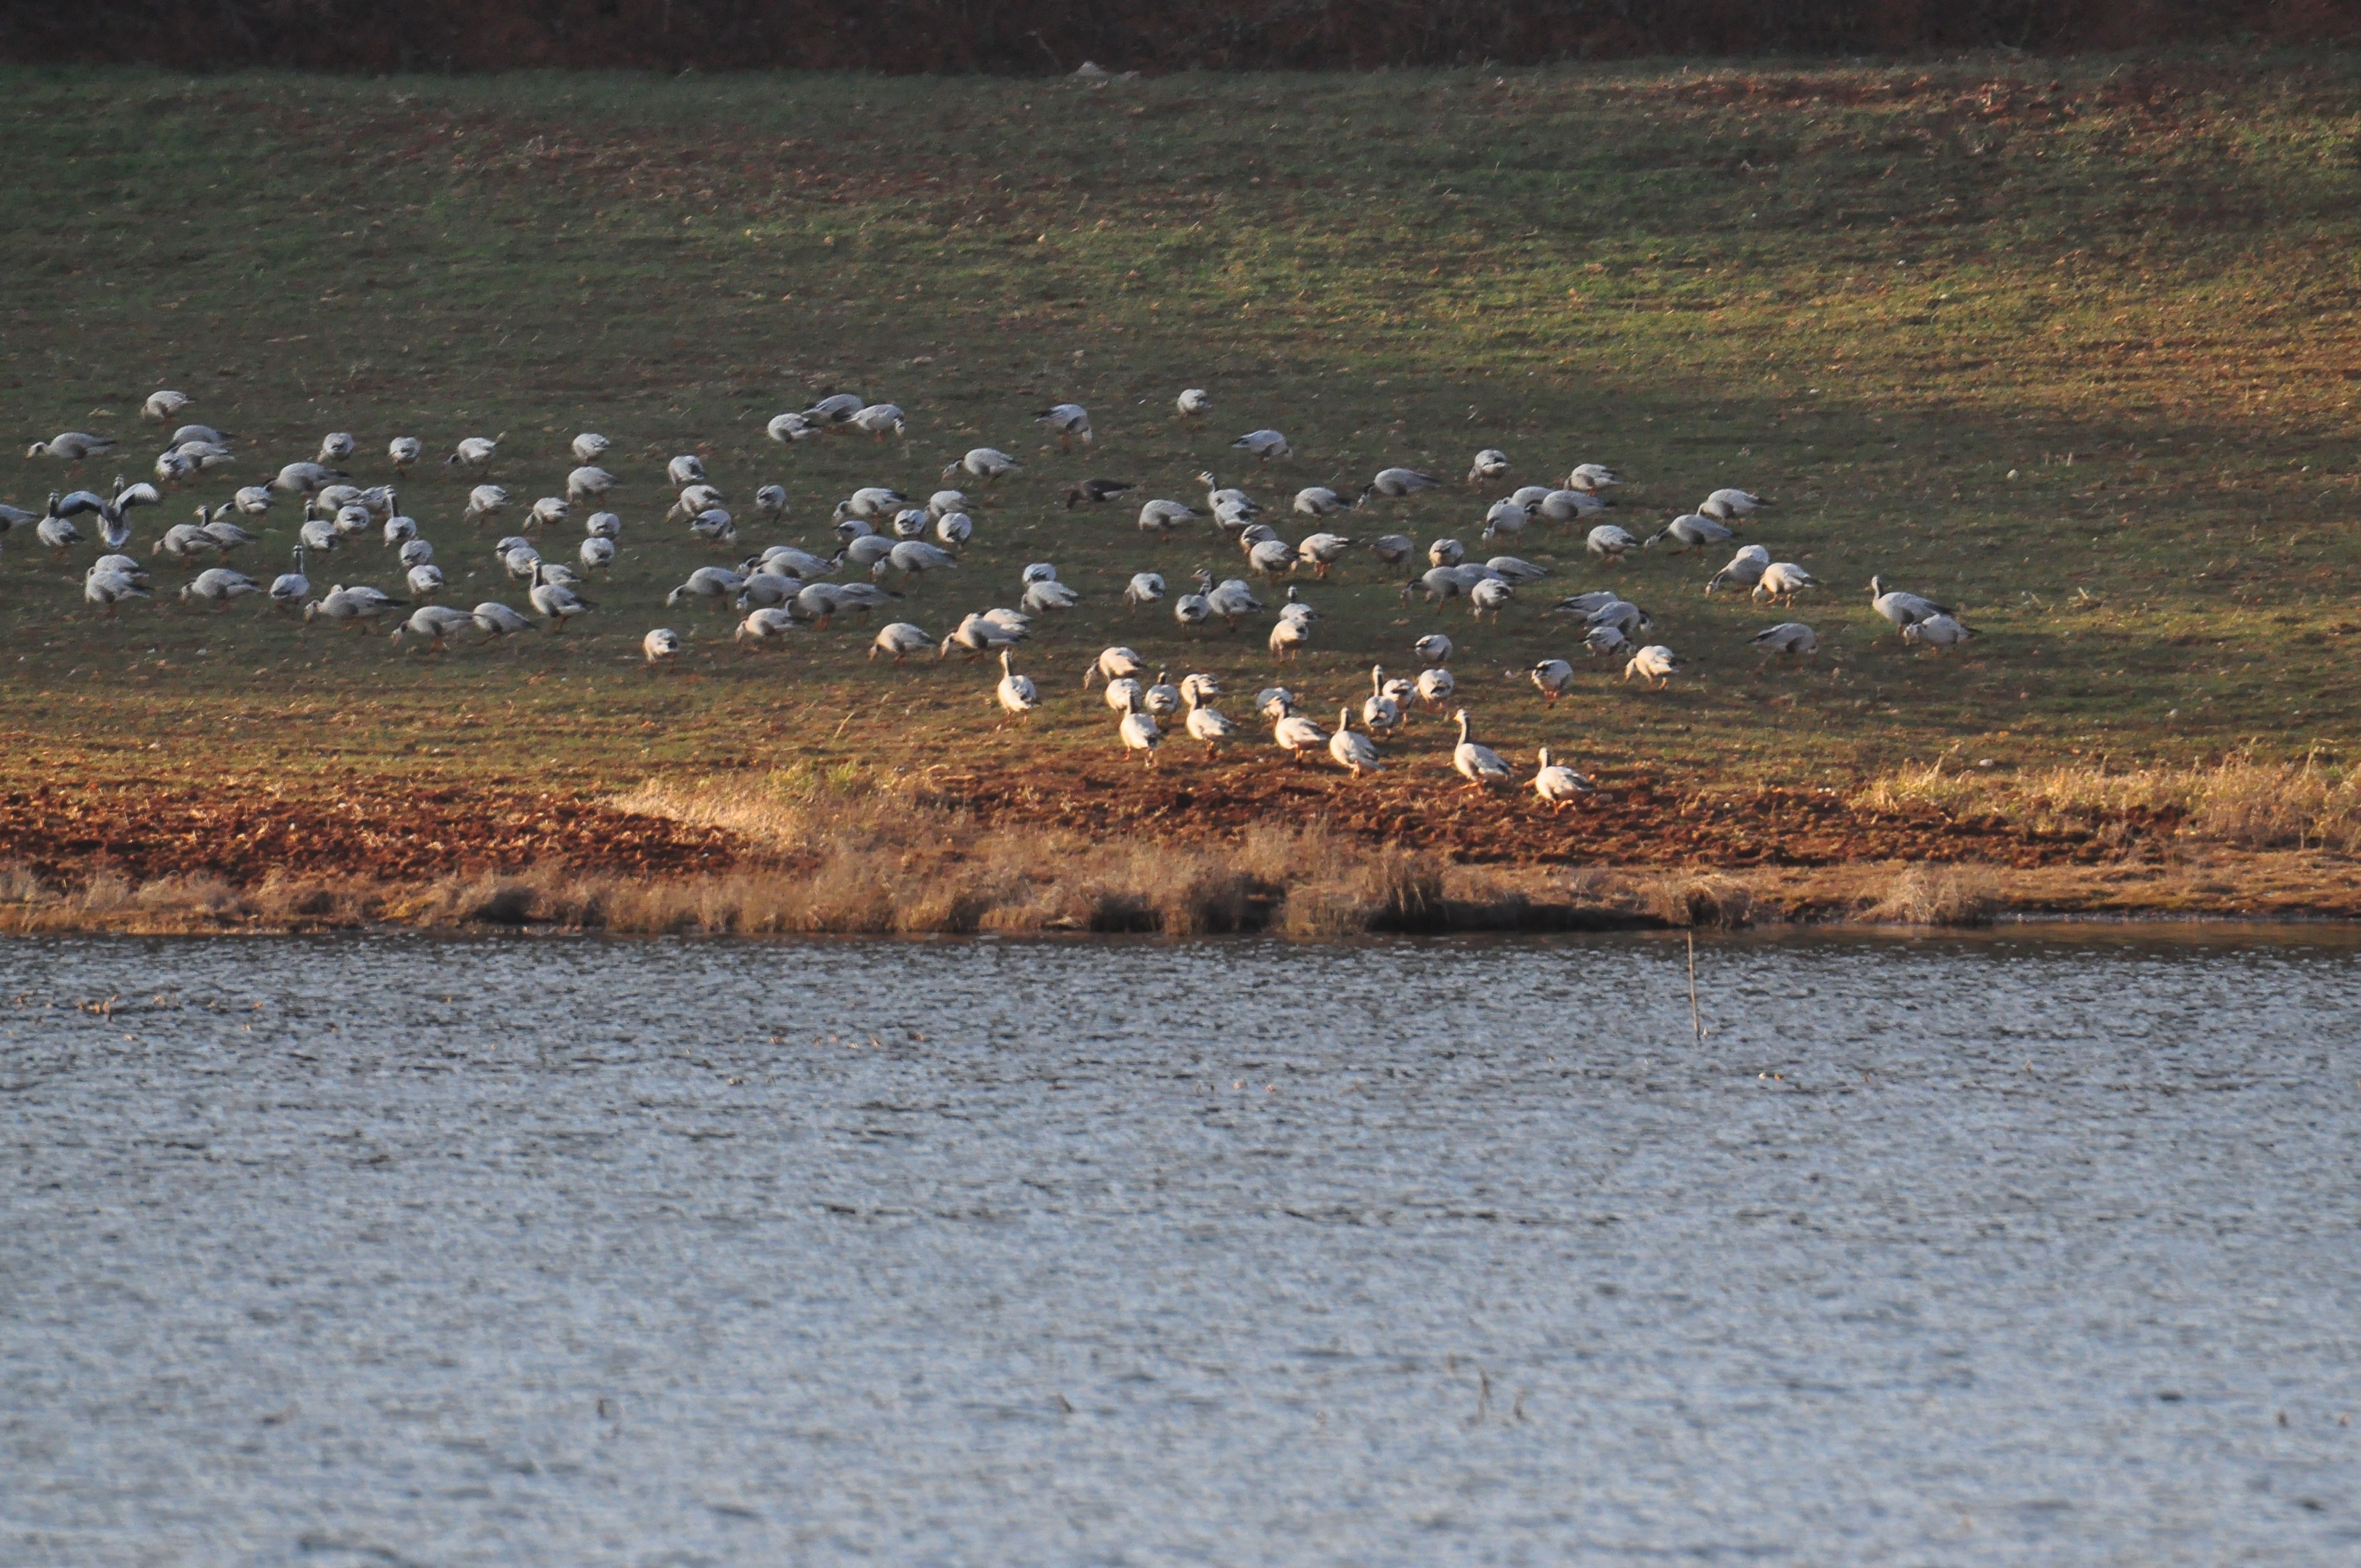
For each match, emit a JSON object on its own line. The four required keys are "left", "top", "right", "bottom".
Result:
{"left": 1687, "top": 929, "right": 1705, "bottom": 1044}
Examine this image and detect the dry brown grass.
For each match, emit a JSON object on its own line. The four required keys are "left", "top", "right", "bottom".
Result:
{"left": 1867, "top": 864, "right": 2002, "bottom": 927}
{"left": 1856, "top": 753, "right": 2361, "bottom": 853}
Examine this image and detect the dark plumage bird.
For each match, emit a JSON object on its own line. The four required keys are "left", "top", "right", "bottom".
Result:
{"left": 1064, "top": 478, "right": 1137, "bottom": 510}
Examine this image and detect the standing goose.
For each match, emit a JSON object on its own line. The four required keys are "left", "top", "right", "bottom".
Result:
{"left": 1197, "top": 472, "right": 1260, "bottom": 518}
{"left": 1173, "top": 572, "right": 1213, "bottom": 630}
{"left": 298, "top": 516, "right": 339, "bottom": 552}
{"left": 1752, "top": 622, "right": 1819, "bottom": 667}
{"left": 269, "top": 547, "right": 309, "bottom": 611}
{"left": 1204, "top": 576, "right": 1263, "bottom": 629}
{"left": 1231, "top": 429, "right": 1292, "bottom": 465}
{"left": 1868, "top": 576, "right": 1952, "bottom": 632}
{"left": 1118, "top": 690, "right": 1161, "bottom": 767}
{"left": 1271, "top": 701, "right": 1329, "bottom": 765}
{"left": 1467, "top": 449, "right": 1511, "bottom": 487}
{"left": 317, "top": 432, "right": 356, "bottom": 464}
{"left": 1035, "top": 404, "right": 1093, "bottom": 448}
{"left": 1183, "top": 682, "right": 1237, "bottom": 756}
{"left": 1268, "top": 613, "right": 1311, "bottom": 662}
{"left": 643, "top": 627, "right": 683, "bottom": 668}
{"left": 1530, "top": 659, "right": 1577, "bottom": 704}
{"left": 1623, "top": 645, "right": 1682, "bottom": 689}
{"left": 995, "top": 648, "right": 1038, "bottom": 721}
{"left": 1142, "top": 670, "right": 1183, "bottom": 725}
{"left": 1363, "top": 665, "right": 1403, "bottom": 736}
{"left": 1531, "top": 747, "right": 1596, "bottom": 810}
{"left": 1451, "top": 709, "right": 1512, "bottom": 791}
{"left": 1416, "top": 666, "right": 1457, "bottom": 712}
{"left": 1329, "top": 709, "right": 1383, "bottom": 778}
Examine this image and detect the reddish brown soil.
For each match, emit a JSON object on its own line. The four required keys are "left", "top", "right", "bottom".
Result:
{"left": 0, "top": 781, "right": 743, "bottom": 886}
{"left": 939, "top": 758, "right": 2179, "bottom": 868}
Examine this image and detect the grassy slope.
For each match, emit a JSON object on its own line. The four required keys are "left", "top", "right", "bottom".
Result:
{"left": 2, "top": 55, "right": 2357, "bottom": 816}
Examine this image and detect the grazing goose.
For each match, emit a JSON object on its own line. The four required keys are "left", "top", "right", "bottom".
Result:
{"left": 499, "top": 542, "right": 542, "bottom": 583}
{"left": 753, "top": 484, "right": 790, "bottom": 522}
{"left": 880, "top": 539, "right": 956, "bottom": 579}
{"left": 1469, "top": 578, "right": 1515, "bottom": 621}
{"left": 1583, "top": 598, "right": 1652, "bottom": 638}
{"left": 1480, "top": 498, "right": 1530, "bottom": 541}
{"left": 1173, "top": 573, "right": 1212, "bottom": 629}
{"left": 1451, "top": 709, "right": 1512, "bottom": 790}
{"left": 1901, "top": 613, "right": 1976, "bottom": 653}
{"left": 1117, "top": 691, "right": 1161, "bottom": 767}
{"left": 298, "top": 516, "right": 339, "bottom": 552}
{"left": 889, "top": 507, "right": 931, "bottom": 540}
{"left": 1700, "top": 488, "right": 1771, "bottom": 524}
{"left": 569, "top": 432, "right": 611, "bottom": 465}
{"left": 399, "top": 538, "right": 434, "bottom": 568}
{"left": 273, "top": 461, "right": 343, "bottom": 494}
{"left": 1296, "top": 531, "right": 1355, "bottom": 577}
{"left": 1035, "top": 403, "right": 1092, "bottom": 448}
{"left": 1416, "top": 666, "right": 1457, "bottom": 711}
{"left": 1204, "top": 576, "right": 1263, "bottom": 629}
{"left": 849, "top": 403, "right": 907, "bottom": 439}
{"left": 443, "top": 434, "right": 500, "bottom": 472}
{"left": 169, "top": 423, "right": 231, "bottom": 447}
{"left": 943, "top": 448, "right": 1021, "bottom": 483}
{"left": 1467, "top": 449, "right": 1511, "bottom": 486}
{"left": 666, "top": 454, "right": 708, "bottom": 488}
{"left": 528, "top": 564, "right": 592, "bottom": 629}
{"left": 525, "top": 495, "right": 571, "bottom": 531}
{"left": 180, "top": 567, "right": 260, "bottom": 611}
{"left": 317, "top": 432, "right": 356, "bottom": 464}
{"left": 1531, "top": 659, "right": 1576, "bottom": 703}
{"left": 1176, "top": 387, "right": 1212, "bottom": 419}
{"left": 387, "top": 436, "right": 423, "bottom": 472}
{"left": 833, "top": 486, "right": 905, "bottom": 521}
{"left": 567, "top": 466, "right": 619, "bottom": 504}
{"left": 470, "top": 601, "right": 536, "bottom": 641}
{"left": 1183, "top": 683, "right": 1237, "bottom": 755}
{"left": 1084, "top": 645, "right": 1147, "bottom": 690}
{"left": 198, "top": 518, "right": 256, "bottom": 556}
{"left": 1531, "top": 747, "right": 1596, "bottom": 810}
{"left": 1586, "top": 524, "right": 1639, "bottom": 563}
{"left": 305, "top": 583, "right": 401, "bottom": 631}
{"left": 171, "top": 441, "right": 233, "bottom": 471}
{"left": 1294, "top": 486, "right": 1351, "bottom": 518}
{"left": 1020, "top": 562, "right": 1059, "bottom": 586}
{"left": 142, "top": 390, "right": 192, "bottom": 421}
{"left": 1752, "top": 622, "right": 1819, "bottom": 666}
{"left": 152, "top": 449, "right": 201, "bottom": 486}
{"left": 1255, "top": 687, "right": 1296, "bottom": 723}
{"left": 870, "top": 622, "right": 931, "bottom": 661}
{"left": 1584, "top": 622, "right": 1632, "bottom": 661}
{"left": 669, "top": 483, "right": 727, "bottom": 523}
{"left": 1704, "top": 544, "right": 1773, "bottom": 595}
{"left": 735, "top": 607, "right": 804, "bottom": 649}
{"left": 1868, "top": 576, "right": 1952, "bottom": 632}
{"left": 1369, "top": 534, "right": 1415, "bottom": 567}
{"left": 83, "top": 571, "right": 149, "bottom": 616}
{"left": 1329, "top": 709, "right": 1383, "bottom": 777}
{"left": 1270, "top": 701, "right": 1329, "bottom": 765}
{"left": 767, "top": 409, "right": 820, "bottom": 444}
{"left": 389, "top": 604, "right": 476, "bottom": 651}
{"left": 1065, "top": 477, "right": 1135, "bottom": 509}
{"left": 1236, "top": 520, "right": 1281, "bottom": 547}
{"left": 331, "top": 504, "right": 374, "bottom": 539}
{"left": 804, "top": 392, "right": 865, "bottom": 427}
{"left": 828, "top": 581, "right": 900, "bottom": 621}
{"left": 1427, "top": 537, "right": 1465, "bottom": 568}
{"left": 1136, "top": 497, "right": 1199, "bottom": 534}
{"left": 995, "top": 649, "right": 1039, "bottom": 720}
{"left": 761, "top": 545, "right": 832, "bottom": 579}
{"left": 381, "top": 513, "right": 418, "bottom": 549}
{"left": 1565, "top": 462, "right": 1620, "bottom": 491}
{"left": 1486, "top": 555, "right": 1549, "bottom": 586}
{"left": 579, "top": 536, "right": 616, "bottom": 573}
{"left": 690, "top": 509, "right": 738, "bottom": 547}
{"left": 1755, "top": 562, "right": 1815, "bottom": 605}
{"left": 643, "top": 627, "right": 683, "bottom": 667}
{"left": 1623, "top": 645, "right": 1682, "bottom": 689}
{"left": 1231, "top": 429, "right": 1292, "bottom": 465}
{"left": 666, "top": 566, "right": 746, "bottom": 609}
{"left": 224, "top": 486, "right": 274, "bottom": 517}
{"left": 1414, "top": 633, "right": 1453, "bottom": 666}
{"left": 844, "top": 534, "right": 897, "bottom": 569}
{"left": 1403, "top": 566, "right": 1464, "bottom": 607}
{"left": 1102, "top": 675, "right": 1145, "bottom": 716}
{"left": 1536, "top": 489, "right": 1607, "bottom": 526}
{"left": 939, "top": 612, "right": 1026, "bottom": 660}
{"left": 407, "top": 563, "right": 446, "bottom": 600}
{"left": 735, "top": 571, "right": 802, "bottom": 609}
{"left": 1123, "top": 571, "right": 1165, "bottom": 611}
{"left": 152, "top": 521, "right": 221, "bottom": 566}
{"left": 1366, "top": 466, "right": 1439, "bottom": 499}
{"left": 268, "top": 547, "right": 309, "bottom": 610}
{"left": 1646, "top": 513, "right": 1733, "bottom": 554}
{"left": 462, "top": 484, "right": 509, "bottom": 525}
{"left": 1268, "top": 613, "right": 1312, "bottom": 662}
{"left": 27, "top": 432, "right": 115, "bottom": 461}
{"left": 1247, "top": 537, "right": 1295, "bottom": 581}
{"left": 1021, "top": 578, "right": 1080, "bottom": 616}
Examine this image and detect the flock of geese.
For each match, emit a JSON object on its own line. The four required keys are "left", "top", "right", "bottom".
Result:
{"left": 10, "top": 385, "right": 1977, "bottom": 804}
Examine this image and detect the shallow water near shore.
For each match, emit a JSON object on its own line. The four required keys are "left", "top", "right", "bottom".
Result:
{"left": 4, "top": 930, "right": 2358, "bottom": 1566}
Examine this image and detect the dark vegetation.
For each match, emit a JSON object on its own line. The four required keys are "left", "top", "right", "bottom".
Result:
{"left": 15, "top": 1, "right": 2359, "bottom": 73}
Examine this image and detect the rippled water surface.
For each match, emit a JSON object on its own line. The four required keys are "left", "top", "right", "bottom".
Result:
{"left": 4, "top": 929, "right": 2360, "bottom": 1566}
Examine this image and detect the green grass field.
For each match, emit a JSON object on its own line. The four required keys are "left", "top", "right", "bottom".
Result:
{"left": 4, "top": 54, "right": 2357, "bottom": 813}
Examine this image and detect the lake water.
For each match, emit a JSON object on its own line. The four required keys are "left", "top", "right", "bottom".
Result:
{"left": 3, "top": 929, "right": 2357, "bottom": 1566}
